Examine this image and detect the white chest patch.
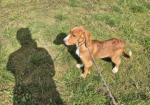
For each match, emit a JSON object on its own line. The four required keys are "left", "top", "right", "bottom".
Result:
{"left": 75, "top": 44, "right": 82, "bottom": 58}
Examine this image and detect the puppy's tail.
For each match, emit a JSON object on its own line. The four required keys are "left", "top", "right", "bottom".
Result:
{"left": 123, "top": 50, "right": 132, "bottom": 59}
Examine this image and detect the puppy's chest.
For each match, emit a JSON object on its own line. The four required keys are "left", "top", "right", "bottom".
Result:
{"left": 75, "top": 44, "right": 82, "bottom": 58}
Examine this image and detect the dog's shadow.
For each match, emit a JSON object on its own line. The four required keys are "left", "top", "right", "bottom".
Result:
{"left": 53, "top": 33, "right": 81, "bottom": 64}
{"left": 102, "top": 58, "right": 115, "bottom": 69}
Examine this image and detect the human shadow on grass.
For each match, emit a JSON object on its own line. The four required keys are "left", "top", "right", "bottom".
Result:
{"left": 7, "top": 28, "right": 64, "bottom": 105}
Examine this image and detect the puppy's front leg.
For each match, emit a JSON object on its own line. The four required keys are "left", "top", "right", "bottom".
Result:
{"left": 81, "top": 60, "right": 92, "bottom": 78}
{"left": 81, "top": 67, "right": 90, "bottom": 78}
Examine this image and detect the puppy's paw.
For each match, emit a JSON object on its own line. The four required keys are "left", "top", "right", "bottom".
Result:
{"left": 81, "top": 74, "right": 85, "bottom": 78}
{"left": 76, "top": 64, "right": 84, "bottom": 68}
{"left": 112, "top": 67, "right": 118, "bottom": 73}
{"left": 88, "top": 71, "right": 91, "bottom": 74}
{"left": 129, "top": 51, "right": 132, "bottom": 56}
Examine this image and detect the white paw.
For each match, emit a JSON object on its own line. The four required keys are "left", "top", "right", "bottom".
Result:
{"left": 76, "top": 64, "right": 84, "bottom": 68}
{"left": 81, "top": 74, "right": 85, "bottom": 78}
{"left": 129, "top": 51, "right": 132, "bottom": 56}
{"left": 88, "top": 71, "right": 91, "bottom": 74}
{"left": 112, "top": 67, "right": 118, "bottom": 73}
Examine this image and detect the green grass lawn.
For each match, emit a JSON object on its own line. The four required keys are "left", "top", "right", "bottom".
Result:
{"left": 0, "top": 0, "right": 150, "bottom": 105}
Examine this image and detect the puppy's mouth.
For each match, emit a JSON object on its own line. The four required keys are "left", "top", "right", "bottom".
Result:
{"left": 63, "top": 41, "right": 77, "bottom": 46}
{"left": 64, "top": 41, "right": 69, "bottom": 45}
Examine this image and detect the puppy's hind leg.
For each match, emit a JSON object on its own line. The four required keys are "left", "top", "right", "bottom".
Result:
{"left": 111, "top": 57, "right": 121, "bottom": 73}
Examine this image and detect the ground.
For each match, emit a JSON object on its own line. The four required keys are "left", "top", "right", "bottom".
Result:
{"left": 0, "top": 0, "right": 150, "bottom": 105}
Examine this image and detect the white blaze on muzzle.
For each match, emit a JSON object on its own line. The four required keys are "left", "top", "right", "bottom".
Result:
{"left": 63, "top": 34, "right": 70, "bottom": 45}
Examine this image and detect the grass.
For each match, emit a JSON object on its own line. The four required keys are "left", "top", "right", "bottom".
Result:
{"left": 0, "top": 0, "right": 150, "bottom": 105}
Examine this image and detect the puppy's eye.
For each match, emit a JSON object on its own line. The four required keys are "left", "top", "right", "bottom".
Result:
{"left": 72, "top": 35, "right": 76, "bottom": 37}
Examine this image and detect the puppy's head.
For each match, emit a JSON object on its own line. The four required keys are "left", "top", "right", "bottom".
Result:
{"left": 63, "top": 25, "right": 92, "bottom": 47}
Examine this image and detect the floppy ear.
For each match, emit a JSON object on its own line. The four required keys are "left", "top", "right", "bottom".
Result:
{"left": 83, "top": 29, "right": 92, "bottom": 47}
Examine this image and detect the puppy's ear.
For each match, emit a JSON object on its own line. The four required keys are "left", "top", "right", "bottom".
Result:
{"left": 83, "top": 29, "right": 92, "bottom": 47}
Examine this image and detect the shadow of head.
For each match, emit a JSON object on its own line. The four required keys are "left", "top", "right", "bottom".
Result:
{"left": 53, "top": 33, "right": 67, "bottom": 45}
{"left": 17, "top": 28, "right": 36, "bottom": 47}
{"left": 54, "top": 32, "right": 81, "bottom": 64}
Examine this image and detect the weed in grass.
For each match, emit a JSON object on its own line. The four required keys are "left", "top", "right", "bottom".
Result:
{"left": 2, "top": 24, "right": 16, "bottom": 39}
{"left": 55, "top": 13, "right": 67, "bottom": 21}
{"left": 111, "top": 5, "right": 123, "bottom": 13}
{"left": 130, "top": 3, "right": 148, "bottom": 13}
{"left": 100, "top": 5, "right": 107, "bottom": 10}
{"left": 69, "top": 0, "right": 81, "bottom": 7}
{"left": 28, "top": 21, "right": 46, "bottom": 34}
{"left": 141, "top": 36, "right": 150, "bottom": 48}
{"left": 0, "top": 41, "right": 2, "bottom": 59}
{"left": 118, "top": 0, "right": 149, "bottom": 13}
{"left": 94, "top": 13, "right": 123, "bottom": 26}
{"left": 143, "top": 1, "right": 150, "bottom": 9}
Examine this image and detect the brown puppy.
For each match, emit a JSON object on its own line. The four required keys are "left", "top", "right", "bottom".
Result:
{"left": 63, "top": 25, "right": 132, "bottom": 78}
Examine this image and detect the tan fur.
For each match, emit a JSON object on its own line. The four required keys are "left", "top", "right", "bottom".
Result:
{"left": 64, "top": 25, "right": 131, "bottom": 78}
